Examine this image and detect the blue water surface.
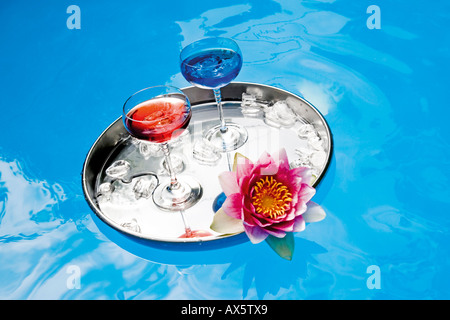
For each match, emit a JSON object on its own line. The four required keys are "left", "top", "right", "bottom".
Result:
{"left": 1, "top": 0, "right": 449, "bottom": 299}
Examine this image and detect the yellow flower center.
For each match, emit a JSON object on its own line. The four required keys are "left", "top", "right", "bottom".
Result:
{"left": 251, "top": 176, "right": 292, "bottom": 219}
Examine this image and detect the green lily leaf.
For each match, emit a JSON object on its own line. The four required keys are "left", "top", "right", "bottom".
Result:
{"left": 265, "top": 232, "right": 295, "bottom": 261}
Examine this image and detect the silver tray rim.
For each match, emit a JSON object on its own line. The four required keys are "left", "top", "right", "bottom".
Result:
{"left": 81, "top": 82, "right": 334, "bottom": 246}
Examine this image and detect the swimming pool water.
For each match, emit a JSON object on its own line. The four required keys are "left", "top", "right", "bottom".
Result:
{"left": 0, "top": 0, "right": 449, "bottom": 299}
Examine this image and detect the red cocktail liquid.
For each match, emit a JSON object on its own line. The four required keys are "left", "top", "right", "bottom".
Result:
{"left": 125, "top": 97, "right": 191, "bottom": 143}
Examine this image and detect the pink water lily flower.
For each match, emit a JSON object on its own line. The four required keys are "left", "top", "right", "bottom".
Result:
{"left": 212, "top": 149, "right": 320, "bottom": 244}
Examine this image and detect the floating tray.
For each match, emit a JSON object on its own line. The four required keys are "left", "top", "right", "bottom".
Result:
{"left": 82, "top": 82, "right": 333, "bottom": 245}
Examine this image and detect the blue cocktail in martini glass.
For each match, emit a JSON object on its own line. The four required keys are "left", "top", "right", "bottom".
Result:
{"left": 180, "top": 37, "right": 248, "bottom": 152}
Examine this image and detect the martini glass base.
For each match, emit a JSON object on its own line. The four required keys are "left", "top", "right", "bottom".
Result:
{"left": 203, "top": 122, "right": 248, "bottom": 152}
{"left": 152, "top": 176, "right": 203, "bottom": 211}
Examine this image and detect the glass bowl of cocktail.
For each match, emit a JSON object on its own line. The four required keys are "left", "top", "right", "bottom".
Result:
{"left": 122, "top": 85, "right": 202, "bottom": 212}
{"left": 180, "top": 37, "right": 248, "bottom": 152}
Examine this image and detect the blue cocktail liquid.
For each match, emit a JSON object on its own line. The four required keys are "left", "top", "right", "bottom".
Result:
{"left": 181, "top": 49, "right": 242, "bottom": 89}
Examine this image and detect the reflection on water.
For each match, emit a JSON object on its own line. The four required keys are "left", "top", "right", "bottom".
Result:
{"left": 0, "top": 159, "right": 65, "bottom": 232}
{"left": 0, "top": 157, "right": 68, "bottom": 298}
{"left": 221, "top": 237, "right": 327, "bottom": 299}
{"left": 170, "top": 0, "right": 450, "bottom": 299}
{"left": 0, "top": 155, "right": 329, "bottom": 299}
{"left": 0, "top": 157, "right": 171, "bottom": 299}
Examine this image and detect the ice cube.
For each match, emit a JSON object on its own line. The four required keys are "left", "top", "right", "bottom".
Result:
{"left": 203, "top": 56, "right": 221, "bottom": 68}
{"left": 308, "top": 135, "right": 323, "bottom": 151}
{"left": 263, "top": 100, "right": 296, "bottom": 128}
{"left": 290, "top": 158, "right": 309, "bottom": 169}
{"left": 121, "top": 218, "right": 141, "bottom": 233}
{"left": 96, "top": 182, "right": 115, "bottom": 201}
{"left": 273, "top": 100, "right": 293, "bottom": 115}
{"left": 241, "top": 93, "right": 257, "bottom": 105}
{"left": 264, "top": 108, "right": 282, "bottom": 128}
{"left": 295, "top": 146, "right": 314, "bottom": 163}
{"left": 139, "top": 141, "right": 163, "bottom": 159}
{"left": 274, "top": 101, "right": 296, "bottom": 126}
{"left": 168, "top": 129, "right": 190, "bottom": 148}
{"left": 285, "top": 96, "right": 305, "bottom": 115}
{"left": 160, "top": 154, "right": 185, "bottom": 175}
{"left": 297, "top": 123, "right": 324, "bottom": 151}
{"left": 297, "top": 124, "right": 315, "bottom": 139}
{"left": 241, "top": 104, "right": 264, "bottom": 116}
{"left": 310, "top": 150, "right": 327, "bottom": 168}
{"left": 241, "top": 93, "right": 266, "bottom": 116}
{"left": 129, "top": 136, "right": 141, "bottom": 146}
{"left": 106, "top": 160, "right": 132, "bottom": 183}
{"left": 193, "top": 139, "right": 221, "bottom": 165}
{"left": 132, "top": 176, "right": 157, "bottom": 200}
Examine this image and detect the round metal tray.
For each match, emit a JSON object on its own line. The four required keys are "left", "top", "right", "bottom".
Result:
{"left": 82, "top": 82, "right": 333, "bottom": 245}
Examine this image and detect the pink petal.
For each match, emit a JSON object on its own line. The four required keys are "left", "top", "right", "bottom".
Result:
{"left": 256, "top": 151, "right": 272, "bottom": 166}
{"left": 221, "top": 193, "right": 244, "bottom": 220}
{"left": 299, "top": 183, "right": 316, "bottom": 205}
{"left": 262, "top": 164, "right": 279, "bottom": 176}
{"left": 293, "top": 184, "right": 316, "bottom": 215}
{"left": 274, "top": 148, "right": 290, "bottom": 171}
{"left": 239, "top": 174, "right": 254, "bottom": 195}
{"left": 253, "top": 152, "right": 278, "bottom": 175}
{"left": 271, "top": 219, "right": 295, "bottom": 231}
{"left": 284, "top": 207, "right": 298, "bottom": 221}
{"left": 243, "top": 224, "right": 268, "bottom": 244}
{"left": 290, "top": 166, "right": 313, "bottom": 186}
{"left": 218, "top": 171, "right": 239, "bottom": 196}
{"left": 266, "top": 220, "right": 295, "bottom": 236}
{"left": 265, "top": 227, "right": 287, "bottom": 238}
{"left": 236, "top": 156, "right": 254, "bottom": 181}
{"left": 249, "top": 212, "right": 277, "bottom": 227}
{"left": 293, "top": 215, "right": 305, "bottom": 232}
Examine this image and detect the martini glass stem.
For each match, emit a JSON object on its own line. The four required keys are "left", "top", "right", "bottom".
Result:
{"left": 213, "top": 88, "right": 227, "bottom": 133}
{"left": 161, "top": 142, "right": 180, "bottom": 191}
{"left": 180, "top": 210, "right": 193, "bottom": 237}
